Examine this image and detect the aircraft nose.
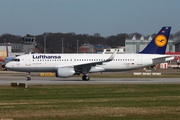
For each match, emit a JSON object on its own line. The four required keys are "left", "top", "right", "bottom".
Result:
{"left": 5, "top": 63, "right": 11, "bottom": 69}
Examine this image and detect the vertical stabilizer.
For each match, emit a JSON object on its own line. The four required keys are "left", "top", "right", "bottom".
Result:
{"left": 139, "top": 27, "right": 171, "bottom": 54}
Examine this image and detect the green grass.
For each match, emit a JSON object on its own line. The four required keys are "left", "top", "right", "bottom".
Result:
{"left": 0, "top": 84, "right": 180, "bottom": 120}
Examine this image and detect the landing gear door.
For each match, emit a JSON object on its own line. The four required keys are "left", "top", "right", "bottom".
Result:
{"left": 25, "top": 56, "right": 31, "bottom": 66}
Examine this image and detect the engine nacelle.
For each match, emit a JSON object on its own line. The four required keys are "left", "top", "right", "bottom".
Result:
{"left": 56, "top": 67, "right": 75, "bottom": 78}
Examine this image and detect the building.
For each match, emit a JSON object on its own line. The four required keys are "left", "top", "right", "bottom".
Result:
{"left": 125, "top": 35, "right": 175, "bottom": 53}
{"left": 78, "top": 43, "right": 96, "bottom": 53}
{"left": 172, "top": 30, "right": 180, "bottom": 52}
{"left": 94, "top": 45, "right": 110, "bottom": 53}
{"left": 22, "top": 36, "right": 36, "bottom": 54}
{"left": 0, "top": 36, "right": 36, "bottom": 58}
{"left": 0, "top": 45, "right": 11, "bottom": 59}
{"left": 103, "top": 47, "right": 125, "bottom": 54}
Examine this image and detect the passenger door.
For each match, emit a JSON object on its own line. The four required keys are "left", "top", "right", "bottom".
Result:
{"left": 25, "top": 56, "right": 31, "bottom": 66}
{"left": 137, "top": 55, "right": 143, "bottom": 65}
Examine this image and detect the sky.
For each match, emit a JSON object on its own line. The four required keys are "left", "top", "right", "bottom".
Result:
{"left": 0, "top": 0, "right": 180, "bottom": 37}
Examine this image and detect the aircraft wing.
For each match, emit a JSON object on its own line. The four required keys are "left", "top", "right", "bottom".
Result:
{"left": 55, "top": 61, "right": 103, "bottom": 68}
{"left": 55, "top": 49, "right": 118, "bottom": 68}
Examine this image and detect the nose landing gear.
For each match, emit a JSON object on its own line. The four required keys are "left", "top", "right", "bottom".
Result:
{"left": 26, "top": 72, "right": 31, "bottom": 81}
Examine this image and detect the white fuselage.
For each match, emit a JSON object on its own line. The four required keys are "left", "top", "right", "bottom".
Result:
{"left": 5, "top": 53, "right": 173, "bottom": 73}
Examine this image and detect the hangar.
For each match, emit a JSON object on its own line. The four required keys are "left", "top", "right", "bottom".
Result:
{"left": 125, "top": 35, "right": 175, "bottom": 53}
{"left": 172, "top": 30, "right": 180, "bottom": 52}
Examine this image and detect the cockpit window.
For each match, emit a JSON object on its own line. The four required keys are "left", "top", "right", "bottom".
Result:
{"left": 12, "top": 58, "right": 20, "bottom": 62}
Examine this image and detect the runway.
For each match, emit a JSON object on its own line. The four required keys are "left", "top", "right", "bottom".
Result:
{"left": 0, "top": 72, "right": 180, "bottom": 85}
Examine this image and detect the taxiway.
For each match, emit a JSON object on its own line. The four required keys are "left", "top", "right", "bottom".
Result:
{"left": 0, "top": 72, "right": 180, "bottom": 86}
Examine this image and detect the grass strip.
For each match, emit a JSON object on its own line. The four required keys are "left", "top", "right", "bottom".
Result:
{"left": 0, "top": 84, "right": 180, "bottom": 120}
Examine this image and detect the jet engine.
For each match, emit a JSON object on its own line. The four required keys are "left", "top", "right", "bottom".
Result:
{"left": 56, "top": 67, "right": 75, "bottom": 78}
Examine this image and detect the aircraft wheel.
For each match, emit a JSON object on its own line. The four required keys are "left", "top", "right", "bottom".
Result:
{"left": 26, "top": 77, "right": 31, "bottom": 81}
{"left": 82, "top": 76, "right": 90, "bottom": 81}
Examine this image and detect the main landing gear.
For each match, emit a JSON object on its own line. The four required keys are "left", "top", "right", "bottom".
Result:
{"left": 26, "top": 72, "right": 31, "bottom": 81}
{"left": 82, "top": 75, "right": 90, "bottom": 81}
{"left": 81, "top": 67, "right": 90, "bottom": 81}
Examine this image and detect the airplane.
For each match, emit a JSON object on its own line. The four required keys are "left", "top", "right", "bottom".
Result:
{"left": 5, "top": 26, "right": 174, "bottom": 81}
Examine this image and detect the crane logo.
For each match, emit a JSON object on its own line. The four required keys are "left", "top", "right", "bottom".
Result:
{"left": 155, "top": 35, "right": 167, "bottom": 47}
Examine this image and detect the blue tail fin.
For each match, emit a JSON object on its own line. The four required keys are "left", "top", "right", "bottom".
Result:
{"left": 139, "top": 27, "right": 171, "bottom": 54}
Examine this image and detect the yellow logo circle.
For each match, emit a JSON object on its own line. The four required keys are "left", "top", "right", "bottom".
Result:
{"left": 155, "top": 35, "right": 167, "bottom": 47}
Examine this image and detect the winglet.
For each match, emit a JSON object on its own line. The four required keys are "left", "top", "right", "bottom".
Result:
{"left": 139, "top": 26, "right": 171, "bottom": 54}
{"left": 104, "top": 49, "right": 118, "bottom": 62}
